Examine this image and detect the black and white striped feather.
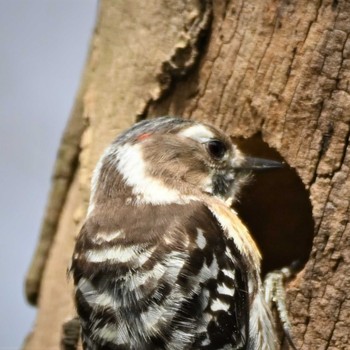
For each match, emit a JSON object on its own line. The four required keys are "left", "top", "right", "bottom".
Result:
{"left": 71, "top": 117, "right": 279, "bottom": 350}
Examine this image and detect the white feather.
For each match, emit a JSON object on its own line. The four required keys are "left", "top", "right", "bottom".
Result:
{"left": 84, "top": 245, "right": 155, "bottom": 264}
{"left": 210, "top": 298, "right": 230, "bottom": 312}
{"left": 91, "top": 230, "right": 124, "bottom": 244}
{"left": 115, "top": 144, "right": 196, "bottom": 205}
{"left": 78, "top": 278, "right": 115, "bottom": 308}
{"left": 196, "top": 228, "right": 207, "bottom": 249}
{"left": 217, "top": 283, "right": 234, "bottom": 296}
{"left": 222, "top": 268, "right": 235, "bottom": 281}
{"left": 93, "top": 323, "right": 119, "bottom": 344}
{"left": 249, "top": 292, "right": 278, "bottom": 350}
{"left": 179, "top": 124, "right": 214, "bottom": 142}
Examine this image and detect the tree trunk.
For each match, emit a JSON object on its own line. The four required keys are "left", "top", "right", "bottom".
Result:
{"left": 24, "top": 1, "right": 350, "bottom": 349}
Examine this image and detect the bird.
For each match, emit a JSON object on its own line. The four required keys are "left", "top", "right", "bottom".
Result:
{"left": 71, "top": 116, "right": 288, "bottom": 350}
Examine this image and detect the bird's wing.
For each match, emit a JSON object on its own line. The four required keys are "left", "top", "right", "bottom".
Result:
{"left": 207, "top": 199, "right": 279, "bottom": 350}
{"left": 72, "top": 201, "right": 250, "bottom": 349}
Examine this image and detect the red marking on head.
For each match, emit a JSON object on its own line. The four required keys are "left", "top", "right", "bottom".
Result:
{"left": 137, "top": 133, "right": 152, "bottom": 142}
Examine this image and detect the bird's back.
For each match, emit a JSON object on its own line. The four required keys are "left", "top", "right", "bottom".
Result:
{"left": 72, "top": 200, "right": 251, "bottom": 349}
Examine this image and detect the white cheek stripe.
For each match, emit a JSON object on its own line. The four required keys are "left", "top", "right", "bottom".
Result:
{"left": 115, "top": 143, "right": 195, "bottom": 205}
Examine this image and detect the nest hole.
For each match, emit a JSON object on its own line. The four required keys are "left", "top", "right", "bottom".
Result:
{"left": 233, "top": 134, "right": 314, "bottom": 275}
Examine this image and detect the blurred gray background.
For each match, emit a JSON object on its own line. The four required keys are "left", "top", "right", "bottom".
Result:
{"left": 0, "top": 1, "right": 98, "bottom": 348}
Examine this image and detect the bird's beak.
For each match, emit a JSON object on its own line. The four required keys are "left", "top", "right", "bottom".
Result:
{"left": 233, "top": 156, "right": 284, "bottom": 171}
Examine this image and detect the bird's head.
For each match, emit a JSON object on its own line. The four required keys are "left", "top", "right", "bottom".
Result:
{"left": 90, "top": 117, "right": 282, "bottom": 206}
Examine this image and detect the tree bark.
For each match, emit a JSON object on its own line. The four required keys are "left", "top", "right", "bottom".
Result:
{"left": 24, "top": 1, "right": 350, "bottom": 349}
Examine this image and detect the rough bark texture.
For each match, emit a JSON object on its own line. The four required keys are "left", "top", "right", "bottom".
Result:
{"left": 24, "top": 1, "right": 350, "bottom": 349}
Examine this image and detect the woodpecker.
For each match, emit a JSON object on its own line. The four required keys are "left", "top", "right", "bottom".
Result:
{"left": 71, "top": 117, "right": 291, "bottom": 350}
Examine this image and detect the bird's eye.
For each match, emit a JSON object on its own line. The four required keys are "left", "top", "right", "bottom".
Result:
{"left": 206, "top": 140, "right": 227, "bottom": 159}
